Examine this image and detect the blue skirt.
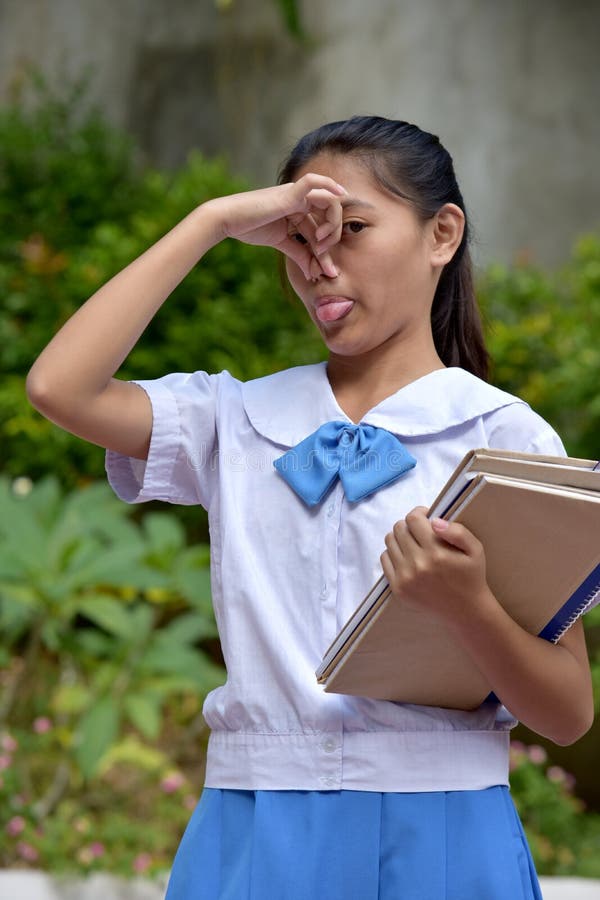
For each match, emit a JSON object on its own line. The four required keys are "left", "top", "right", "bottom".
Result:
{"left": 164, "top": 786, "right": 542, "bottom": 900}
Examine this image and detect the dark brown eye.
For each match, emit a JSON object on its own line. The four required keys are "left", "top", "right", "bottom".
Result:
{"left": 343, "top": 221, "right": 366, "bottom": 235}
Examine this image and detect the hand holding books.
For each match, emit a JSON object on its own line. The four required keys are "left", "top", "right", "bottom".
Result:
{"left": 381, "top": 506, "right": 491, "bottom": 636}
{"left": 316, "top": 448, "right": 600, "bottom": 710}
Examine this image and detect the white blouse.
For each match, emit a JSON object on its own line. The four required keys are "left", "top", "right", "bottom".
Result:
{"left": 106, "top": 364, "right": 565, "bottom": 792}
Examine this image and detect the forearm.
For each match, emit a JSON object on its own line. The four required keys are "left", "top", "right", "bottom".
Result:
{"left": 26, "top": 200, "right": 224, "bottom": 411}
{"left": 448, "top": 590, "right": 594, "bottom": 745}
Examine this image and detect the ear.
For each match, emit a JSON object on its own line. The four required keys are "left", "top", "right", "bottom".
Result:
{"left": 429, "top": 203, "right": 465, "bottom": 268}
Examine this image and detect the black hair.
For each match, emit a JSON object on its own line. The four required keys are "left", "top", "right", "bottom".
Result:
{"left": 278, "top": 115, "right": 489, "bottom": 380}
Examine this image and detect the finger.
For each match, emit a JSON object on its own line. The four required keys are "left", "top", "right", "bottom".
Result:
{"left": 391, "top": 518, "right": 417, "bottom": 556}
{"left": 314, "top": 220, "right": 336, "bottom": 242}
{"left": 308, "top": 248, "right": 338, "bottom": 279}
{"left": 380, "top": 548, "right": 395, "bottom": 585}
{"left": 430, "top": 519, "right": 480, "bottom": 555}
{"left": 292, "top": 174, "right": 347, "bottom": 201}
{"left": 288, "top": 211, "right": 325, "bottom": 259}
{"left": 292, "top": 212, "right": 338, "bottom": 279}
{"left": 404, "top": 507, "right": 437, "bottom": 549}
{"left": 308, "top": 193, "right": 343, "bottom": 234}
{"left": 304, "top": 187, "right": 344, "bottom": 211}
{"left": 305, "top": 189, "right": 344, "bottom": 255}
{"left": 385, "top": 524, "right": 407, "bottom": 564}
{"left": 277, "top": 235, "right": 314, "bottom": 280}
{"left": 286, "top": 183, "right": 344, "bottom": 229}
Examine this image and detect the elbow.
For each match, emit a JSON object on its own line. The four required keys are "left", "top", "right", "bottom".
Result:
{"left": 550, "top": 708, "right": 595, "bottom": 747}
{"left": 25, "top": 367, "right": 53, "bottom": 415}
{"left": 25, "top": 366, "right": 67, "bottom": 423}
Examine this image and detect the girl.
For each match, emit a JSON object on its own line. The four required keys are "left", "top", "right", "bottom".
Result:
{"left": 27, "top": 116, "right": 594, "bottom": 899}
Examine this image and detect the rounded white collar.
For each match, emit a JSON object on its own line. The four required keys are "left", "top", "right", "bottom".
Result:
{"left": 239, "top": 362, "right": 525, "bottom": 447}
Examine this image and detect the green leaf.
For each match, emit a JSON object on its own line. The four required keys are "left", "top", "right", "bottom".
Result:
{"left": 97, "top": 735, "right": 168, "bottom": 775}
{"left": 163, "top": 611, "right": 218, "bottom": 644}
{"left": 90, "top": 661, "right": 121, "bottom": 693}
{"left": 75, "top": 694, "right": 120, "bottom": 778}
{"left": 60, "top": 545, "right": 145, "bottom": 590}
{"left": 22, "top": 475, "right": 63, "bottom": 526}
{"left": 0, "top": 499, "right": 48, "bottom": 569}
{"left": 143, "top": 513, "right": 186, "bottom": 552}
{"left": 176, "top": 566, "right": 213, "bottom": 610}
{"left": 140, "top": 636, "right": 225, "bottom": 689}
{"left": 74, "top": 628, "right": 115, "bottom": 657}
{"left": 0, "top": 593, "right": 38, "bottom": 643}
{"left": 78, "top": 594, "right": 139, "bottom": 639}
{"left": 52, "top": 682, "right": 92, "bottom": 715}
{"left": 124, "top": 692, "right": 162, "bottom": 740}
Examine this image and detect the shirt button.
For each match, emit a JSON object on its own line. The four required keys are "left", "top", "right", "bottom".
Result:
{"left": 320, "top": 583, "right": 327, "bottom": 599}
{"left": 322, "top": 738, "right": 337, "bottom": 753}
{"left": 320, "top": 776, "right": 336, "bottom": 788}
{"left": 327, "top": 503, "right": 335, "bottom": 517}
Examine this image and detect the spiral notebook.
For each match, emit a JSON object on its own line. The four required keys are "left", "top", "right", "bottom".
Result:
{"left": 316, "top": 449, "right": 600, "bottom": 710}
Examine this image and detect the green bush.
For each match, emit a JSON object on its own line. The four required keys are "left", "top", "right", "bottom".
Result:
{"left": 479, "top": 234, "right": 600, "bottom": 460}
{"left": 0, "top": 77, "right": 323, "bottom": 489}
{"left": 0, "top": 476, "right": 223, "bottom": 874}
{"left": 510, "top": 740, "right": 600, "bottom": 876}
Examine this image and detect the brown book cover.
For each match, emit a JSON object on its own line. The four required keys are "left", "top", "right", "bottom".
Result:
{"left": 316, "top": 450, "right": 600, "bottom": 711}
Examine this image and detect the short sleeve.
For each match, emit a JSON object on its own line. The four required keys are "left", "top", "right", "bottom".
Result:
{"left": 105, "top": 371, "right": 219, "bottom": 508}
{"left": 482, "top": 403, "right": 566, "bottom": 457}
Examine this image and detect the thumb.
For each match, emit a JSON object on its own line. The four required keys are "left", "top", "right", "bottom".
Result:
{"left": 430, "top": 518, "right": 477, "bottom": 554}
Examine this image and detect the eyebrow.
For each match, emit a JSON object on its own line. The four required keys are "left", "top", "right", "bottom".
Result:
{"left": 340, "top": 197, "right": 376, "bottom": 210}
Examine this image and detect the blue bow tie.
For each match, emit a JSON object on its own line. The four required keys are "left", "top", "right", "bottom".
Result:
{"left": 273, "top": 420, "right": 416, "bottom": 506}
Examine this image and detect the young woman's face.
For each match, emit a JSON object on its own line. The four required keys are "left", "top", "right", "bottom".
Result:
{"left": 285, "top": 153, "right": 441, "bottom": 359}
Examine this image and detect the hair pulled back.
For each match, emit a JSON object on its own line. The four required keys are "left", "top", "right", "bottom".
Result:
{"left": 278, "top": 116, "right": 489, "bottom": 380}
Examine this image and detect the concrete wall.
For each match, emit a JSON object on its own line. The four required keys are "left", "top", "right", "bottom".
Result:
{"left": 1, "top": 0, "right": 599, "bottom": 267}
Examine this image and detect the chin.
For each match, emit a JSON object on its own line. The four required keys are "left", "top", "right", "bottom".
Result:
{"left": 323, "top": 337, "right": 370, "bottom": 358}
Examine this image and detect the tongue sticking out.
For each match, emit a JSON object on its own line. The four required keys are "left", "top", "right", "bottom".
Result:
{"left": 316, "top": 300, "right": 354, "bottom": 323}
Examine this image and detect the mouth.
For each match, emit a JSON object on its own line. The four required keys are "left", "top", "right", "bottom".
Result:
{"left": 314, "top": 295, "right": 355, "bottom": 324}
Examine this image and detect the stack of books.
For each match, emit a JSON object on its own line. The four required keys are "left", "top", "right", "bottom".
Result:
{"left": 316, "top": 449, "right": 600, "bottom": 710}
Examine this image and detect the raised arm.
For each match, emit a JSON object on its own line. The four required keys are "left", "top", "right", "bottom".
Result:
{"left": 26, "top": 175, "right": 346, "bottom": 459}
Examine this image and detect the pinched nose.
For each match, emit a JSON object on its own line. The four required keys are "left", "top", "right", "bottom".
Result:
{"left": 308, "top": 251, "right": 338, "bottom": 282}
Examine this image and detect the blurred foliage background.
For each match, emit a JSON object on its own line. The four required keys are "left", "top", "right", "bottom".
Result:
{"left": 1, "top": 77, "right": 600, "bottom": 877}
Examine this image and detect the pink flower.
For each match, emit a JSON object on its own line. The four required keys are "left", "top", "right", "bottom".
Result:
{"left": 33, "top": 717, "right": 52, "bottom": 734}
{"left": 77, "top": 841, "right": 105, "bottom": 864}
{"left": 527, "top": 744, "right": 547, "bottom": 765}
{"left": 547, "top": 765, "right": 567, "bottom": 784}
{"left": 510, "top": 740, "right": 525, "bottom": 754}
{"left": 0, "top": 755, "right": 11, "bottom": 771}
{"left": 6, "top": 815, "right": 26, "bottom": 836}
{"left": 133, "top": 852, "right": 153, "bottom": 874}
{"left": 1, "top": 733, "right": 18, "bottom": 753}
{"left": 160, "top": 771, "right": 185, "bottom": 794}
{"left": 17, "top": 841, "right": 38, "bottom": 862}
